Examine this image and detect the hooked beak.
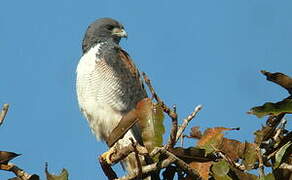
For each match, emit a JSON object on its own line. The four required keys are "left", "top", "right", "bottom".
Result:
{"left": 112, "top": 28, "right": 128, "bottom": 38}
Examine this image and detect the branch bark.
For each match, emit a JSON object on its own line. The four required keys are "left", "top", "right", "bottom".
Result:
{"left": 0, "top": 104, "right": 9, "bottom": 126}
{"left": 175, "top": 105, "right": 202, "bottom": 144}
{"left": 116, "top": 157, "right": 175, "bottom": 180}
{"left": 0, "top": 164, "right": 36, "bottom": 180}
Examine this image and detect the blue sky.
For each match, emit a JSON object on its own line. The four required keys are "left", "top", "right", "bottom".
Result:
{"left": 1, "top": 0, "right": 292, "bottom": 179}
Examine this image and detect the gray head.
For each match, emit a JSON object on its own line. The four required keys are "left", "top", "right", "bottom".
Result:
{"left": 82, "top": 18, "right": 127, "bottom": 53}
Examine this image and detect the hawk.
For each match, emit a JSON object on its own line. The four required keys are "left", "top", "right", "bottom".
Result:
{"left": 76, "top": 18, "right": 148, "bottom": 176}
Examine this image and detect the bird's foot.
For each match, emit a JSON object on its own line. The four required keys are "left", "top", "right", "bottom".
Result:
{"left": 101, "top": 147, "right": 116, "bottom": 165}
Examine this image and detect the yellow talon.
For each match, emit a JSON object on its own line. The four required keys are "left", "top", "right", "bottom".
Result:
{"left": 101, "top": 147, "right": 116, "bottom": 164}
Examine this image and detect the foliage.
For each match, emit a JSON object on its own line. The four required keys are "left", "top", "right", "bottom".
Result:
{"left": 136, "top": 98, "right": 165, "bottom": 153}
{"left": 1, "top": 70, "right": 291, "bottom": 180}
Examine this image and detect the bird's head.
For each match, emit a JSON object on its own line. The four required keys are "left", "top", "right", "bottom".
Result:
{"left": 82, "top": 18, "right": 127, "bottom": 53}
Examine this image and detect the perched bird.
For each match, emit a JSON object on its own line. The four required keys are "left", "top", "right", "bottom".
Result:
{"left": 76, "top": 18, "right": 148, "bottom": 176}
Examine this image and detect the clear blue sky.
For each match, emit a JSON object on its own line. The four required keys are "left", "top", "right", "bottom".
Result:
{"left": 1, "top": 0, "right": 292, "bottom": 179}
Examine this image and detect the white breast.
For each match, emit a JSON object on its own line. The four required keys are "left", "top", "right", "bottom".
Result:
{"left": 76, "top": 43, "right": 126, "bottom": 140}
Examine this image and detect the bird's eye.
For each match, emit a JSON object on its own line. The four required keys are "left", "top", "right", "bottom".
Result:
{"left": 106, "top": 25, "right": 115, "bottom": 30}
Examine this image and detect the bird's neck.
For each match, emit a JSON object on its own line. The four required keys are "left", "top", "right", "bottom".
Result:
{"left": 98, "top": 36, "right": 121, "bottom": 45}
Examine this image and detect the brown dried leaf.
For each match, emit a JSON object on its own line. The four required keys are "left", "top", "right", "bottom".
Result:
{"left": 219, "top": 138, "right": 245, "bottom": 161}
{"left": 261, "top": 70, "right": 292, "bottom": 95}
{"left": 254, "top": 125, "right": 273, "bottom": 145}
{"left": 189, "top": 161, "right": 212, "bottom": 180}
{"left": 169, "top": 147, "right": 217, "bottom": 163}
{"left": 197, "top": 127, "right": 233, "bottom": 154}
{"left": 197, "top": 127, "right": 231, "bottom": 146}
{"left": 0, "top": 151, "right": 20, "bottom": 164}
{"left": 190, "top": 126, "right": 202, "bottom": 139}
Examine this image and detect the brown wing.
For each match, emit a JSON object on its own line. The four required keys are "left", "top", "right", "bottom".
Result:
{"left": 118, "top": 49, "right": 147, "bottom": 99}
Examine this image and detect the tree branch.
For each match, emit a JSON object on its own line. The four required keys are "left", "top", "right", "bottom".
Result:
{"left": 0, "top": 104, "right": 9, "bottom": 126}
{"left": 142, "top": 72, "right": 177, "bottom": 119}
{"left": 99, "top": 156, "right": 118, "bottom": 180}
{"left": 101, "top": 143, "right": 148, "bottom": 165}
{"left": 151, "top": 147, "right": 201, "bottom": 179}
{"left": 256, "top": 147, "right": 265, "bottom": 178}
{"left": 279, "top": 163, "right": 292, "bottom": 171}
{"left": 130, "top": 138, "right": 142, "bottom": 179}
{"left": 0, "top": 164, "right": 35, "bottom": 180}
{"left": 116, "top": 157, "right": 176, "bottom": 180}
{"left": 165, "top": 105, "right": 178, "bottom": 149}
{"left": 175, "top": 105, "right": 202, "bottom": 144}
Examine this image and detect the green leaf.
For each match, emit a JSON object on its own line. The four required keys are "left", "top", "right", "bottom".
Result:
{"left": 46, "top": 167, "right": 69, "bottom": 180}
{"left": 257, "top": 173, "right": 275, "bottom": 180}
{"left": 212, "top": 160, "right": 232, "bottom": 180}
{"left": 248, "top": 98, "right": 292, "bottom": 118}
{"left": 274, "top": 141, "right": 292, "bottom": 168}
{"left": 136, "top": 98, "right": 165, "bottom": 152}
{"left": 213, "top": 175, "right": 232, "bottom": 180}
{"left": 152, "top": 102, "right": 165, "bottom": 147}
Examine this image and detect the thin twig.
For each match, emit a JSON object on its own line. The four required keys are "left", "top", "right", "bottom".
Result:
{"left": 217, "top": 151, "right": 246, "bottom": 171}
{"left": 273, "top": 128, "right": 282, "bottom": 141}
{"left": 166, "top": 105, "right": 178, "bottom": 149}
{"left": 211, "top": 144, "right": 246, "bottom": 171}
{"left": 143, "top": 72, "right": 180, "bottom": 149}
{"left": 117, "top": 146, "right": 203, "bottom": 180}
{"left": 152, "top": 147, "right": 201, "bottom": 179}
{"left": 267, "top": 150, "right": 277, "bottom": 160}
{"left": 279, "top": 163, "right": 292, "bottom": 171}
{"left": 267, "top": 137, "right": 292, "bottom": 160}
{"left": 0, "top": 163, "right": 33, "bottom": 180}
{"left": 262, "top": 113, "right": 285, "bottom": 144}
{"left": 175, "top": 105, "right": 202, "bottom": 143}
{"left": 130, "top": 138, "right": 142, "bottom": 179}
{"left": 273, "top": 118, "right": 287, "bottom": 141}
{"left": 181, "top": 135, "right": 185, "bottom": 147}
{"left": 0, "top": 104, "right": 9, "bottom": 126}
{"left": 256, "top": 147, "right": 265, "bottom": 177}
{"left": 116, "top": 146, "right": 203, "bottom": 180}
{"left": 142, "top": 72, "right": 177, "bottom": 118}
